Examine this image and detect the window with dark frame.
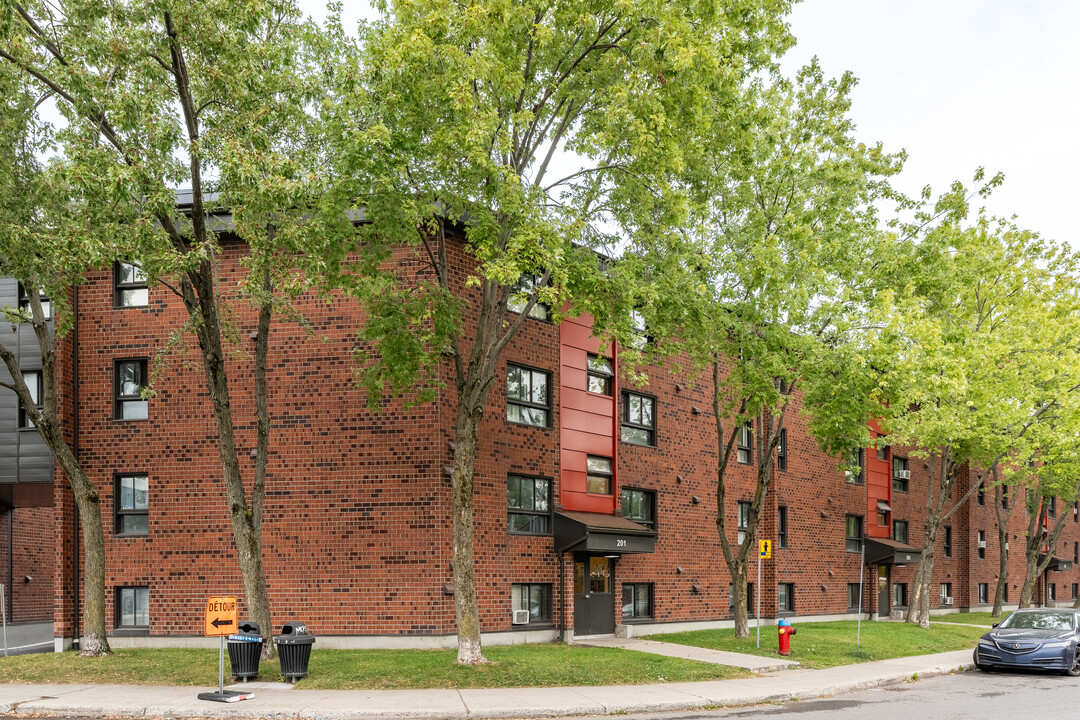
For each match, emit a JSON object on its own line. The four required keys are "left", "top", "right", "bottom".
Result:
{"left": 943, "top": 526, "right": 952, "bottom": 558}
{"left": 940, "top": 582, "right": 952, "bottom": 604}
{"left": 621, "top": 583, "right": 653, "bottom": 620}
{"left": 511, "top": 583, "right": 552, "bottom": 624}
{"left": 506, "top": 364, "right": 550, "bottom": 427}
{"left": 977, "top": 530, "right": 986, "bottom": 559}
{"left": 893, "top": 520, "right": 908, "bottom": 544}
{"left": 115, "top": 474, "right": 149, "bottom": 536}
{"left": 892, "top": 456, "right": 909, "bottom": 492}
{"left": 1073, "top": 583, "right": 1078, "bottom": 601}
{"left": 586, "top": 456, "right": 613, "bottom": 495}
{"left": 845, "top": 448, "right": 864, "bottom": 484}
{"left": 777, "top": 506, "right": 788, "bottom": 548}
{"left": 621, "top": 392, "right": 656, "bottom": 446}
{"left": 737, "top": 501, "right": 751, "bottom": 545}
{"left": 877, "top": 445, "right": 889, "bottom": 461}
{"left": 117, "top": 586, "right": 149, "bottom": 628}
{"left": 776, "top": 429, "right": 787, "bottom": 471}
{"left": 777, "top": 583, "right": 794, "bottom": 613}
{"left": 17, "top": 284, "right": 51, "bottom": 320}
{"left": 114, "top": 261, "right": 148, "bottom": 307}
{"left": 1002, "top": 486, "right": 1009, "bottom": 509}
{"left": 978, "top": 583, "right": 988, "bottom": 604}
{"left": 114, "top": 359, "right": 148, "bottom": 420}
{"left": 620, "top": 488, "right": 656, "bottom": 530}
{"left": 506, "top": 274, "right": 549, "bottom": 320}
{"left": 628, "top": 310, "right": 649, "bottom": 350}
{"left": 893, "top": 583, "right": 907, "bottom": 607}
{"left": 977, "top": 483, "right": 985, "bottom": 506}
{"left": 507, "top": 475, "right": 552, "bottom": 535}
{"left": 1049, "top": 583, "right": 1056, "bottom": 601}
{"left": 1003, "top": 584, "right": 1009, "bottom": 603}
{"left": 845, "top": 514, "right": 863, "bottom": 553}
{"left": 586, "top": 354, "right": 614, "bottom": 395}
{"left": 18, "top": 370, "right": 43, "bottom": 429}
{"left": 848, "top": 583, "right": 861, "bottom": 609}
{"left": 736, "top": 423, "right": 753, "bottom": 465}
{"left": 1074, "top": 541, "right": 1078, "bottom": 565}
{"left": 1049, "top": 497, "right": 1057, "bottom": 518}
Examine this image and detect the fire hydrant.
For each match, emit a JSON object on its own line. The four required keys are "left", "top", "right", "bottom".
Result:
{"left": 777, "top": 618, "right": 796, "bottom": 656}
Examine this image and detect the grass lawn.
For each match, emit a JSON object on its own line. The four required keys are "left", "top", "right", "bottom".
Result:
{"left": 650, "top": 620, "right": 986, "bottom": 669}
{"left": 0, "top": 643, "right": 751, "bottom": 689}
{"left": 930, "top": 611, "right": 1008, "bottom": 626}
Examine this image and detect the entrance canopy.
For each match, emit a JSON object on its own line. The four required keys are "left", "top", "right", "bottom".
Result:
{"left": 1040, "top": 555, "right": 1073, "bottom": 573}
{"left": 864, "top": 536, "right": 922, "bottom": 566}
{"left": 555, "top": 511, "right": 656, "bottom": 554}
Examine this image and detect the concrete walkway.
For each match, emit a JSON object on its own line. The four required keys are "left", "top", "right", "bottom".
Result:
{"left": 575, "top": 636, "right": 799, "bottom": 672}
{"left": 0, "top": 648, "right": 974, "bottom": 719}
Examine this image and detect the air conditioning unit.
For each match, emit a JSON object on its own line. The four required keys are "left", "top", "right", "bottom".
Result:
{"left": 943, "top": 597, "right": 954, "bottom": 605}
{"left": 1005, "top": 542, "right": 1010, "bottom": 550}
{"left": 512, "top": 609, "right": 530, "bottom": 625}
{"left": 894, "top": 469, "right": 911, "bottom": 480}
{"left": 978, "top": 540, "right": 987, "bottom": 549}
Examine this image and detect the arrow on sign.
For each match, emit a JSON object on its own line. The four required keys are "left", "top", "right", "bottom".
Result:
{"left": 211, "top": 618, "right": 234, "bottom": 629}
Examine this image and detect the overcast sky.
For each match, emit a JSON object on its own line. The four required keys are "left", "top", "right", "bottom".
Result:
{"left": 314, "top": 0, "right": 1080, "bottom": 248}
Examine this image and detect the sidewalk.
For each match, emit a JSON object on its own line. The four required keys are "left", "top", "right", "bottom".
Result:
{"left": 0, "top": 648, "right": 974, "bottom": 719}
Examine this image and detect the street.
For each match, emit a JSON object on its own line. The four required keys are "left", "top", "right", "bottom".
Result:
{"left": 565, "top": 670, "right": 1076, "bottom": 720}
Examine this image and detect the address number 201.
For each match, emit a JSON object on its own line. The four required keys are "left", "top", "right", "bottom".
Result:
{"left": 616, "top": 539, "right": 626, "bottom": 547}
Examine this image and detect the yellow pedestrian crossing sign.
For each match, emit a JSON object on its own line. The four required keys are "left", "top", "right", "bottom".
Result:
{"left": 759, "top": 539, "right": 772, "bottom": 559}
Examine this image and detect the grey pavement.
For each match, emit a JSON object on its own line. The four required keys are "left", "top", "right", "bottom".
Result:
{"left": 575, "top": 636, "right": 799, "bottom": 672}
{"left": 0, "top": 644, "right": 975, "bottom": 719}
{"left": 0, "top": 621, "right": 53, "bottom": 656}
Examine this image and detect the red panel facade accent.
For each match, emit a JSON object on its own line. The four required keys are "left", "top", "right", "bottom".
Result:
{"left": 866, "top": 428, "right": 891, "bottom": 538}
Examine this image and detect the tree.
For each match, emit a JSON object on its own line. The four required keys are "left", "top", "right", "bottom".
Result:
{"left": 991, "top": 469, "right": 1015, "bottom": 617}
{"left": 599, "top": 62, "right": 901, "bottom": 637}
{"left": 863, "top": 193, "right": 1080, "bottom": 627}
{"left": 0, "top": 0, "right": 348, "bottom": 657}
{"left": 325, "top": 0, "right": 794, "bottom": 662}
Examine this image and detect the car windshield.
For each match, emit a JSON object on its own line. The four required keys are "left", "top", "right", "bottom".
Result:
{"left": 1000, "top": 612, "right": 1075, "bottom": 631}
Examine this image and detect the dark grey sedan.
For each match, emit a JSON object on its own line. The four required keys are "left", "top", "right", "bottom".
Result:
{"left": 974, "top": 608, "right": 1080, "bottom": 675}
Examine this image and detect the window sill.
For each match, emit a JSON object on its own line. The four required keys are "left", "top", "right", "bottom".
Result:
{"left": 776, "top": 611, "right": 795, "bottom": 618}
{"left": 115, "top": 532, "right": 149, "bottom": 539}
{"left": 620, "top": 438, "right": 657, "bottom": 449}
{"left": 620, "top": 617, "right": 654, "bottom": 624}
{"left": 515, "top": 622, "right": 554, "bottom": 630}
{"left": 507, "top": 531, "right": 553, "bottom": 538}
{"left": 111, "top": 627, "right": 149, "bottom": 637}
{"left": 112, "top": 417, "right": 149, "bottom": 423}
{"left": 506, "top": 420, "right": 552, "bottom": 431}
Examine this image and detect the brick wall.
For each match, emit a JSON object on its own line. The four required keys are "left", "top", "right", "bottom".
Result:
{"left": 0, "top": 505, "right": 55, "bottom": 623}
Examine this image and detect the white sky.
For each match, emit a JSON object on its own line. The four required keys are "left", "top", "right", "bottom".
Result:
{"left": 312, "top": 0, "right": 1080, "bottom": 248}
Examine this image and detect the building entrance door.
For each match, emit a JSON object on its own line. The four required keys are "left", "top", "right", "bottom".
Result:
{"left": 574, "top": 556, "right": 615, "bottom": 636}
{"left": 878, "top": 565, "right": 890, "bottom": 617}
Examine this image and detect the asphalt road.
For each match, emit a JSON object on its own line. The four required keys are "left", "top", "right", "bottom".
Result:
{"left": 567, "top": 670, "right": 1077, "bottom": 720}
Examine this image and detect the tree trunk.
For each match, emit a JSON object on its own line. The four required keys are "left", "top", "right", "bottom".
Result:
{"left": 450, "top": 397, "right": 487, "bottom": 664}
{"left": 992, "top": 477, "right": 1010, "bottom": 617}
{"left": 731, "top": 561, "right": 749, "bottom": 637}
{"left": 906, "top": 541, "right": 935, "bottom": 628}
{"left": 1018, "top": 554, "right": 1040, "bottom": 608}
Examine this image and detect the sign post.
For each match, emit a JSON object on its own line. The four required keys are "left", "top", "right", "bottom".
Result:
{"left": 756, "top": 539, "right": 771, "bottom": 648}
{"left": 197, "top": 596, "right": 254, "bottom": 703}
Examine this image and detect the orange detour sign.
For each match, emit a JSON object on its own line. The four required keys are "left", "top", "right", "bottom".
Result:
{"left": 204, "top": 596, "right": 238, "bottom": 637}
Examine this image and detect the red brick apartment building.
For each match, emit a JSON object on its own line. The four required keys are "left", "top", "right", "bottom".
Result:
{"left": 2, "top": 232, "right": 1079, "bottom": 649}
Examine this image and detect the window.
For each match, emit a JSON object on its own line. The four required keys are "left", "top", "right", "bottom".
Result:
{"left": 848, "top": 583, "right": 861, "bottom": 609}
{"left": 1074, "top": 501, "right": 1078, "bottom": 522}
{"left": 1073, "top": 583, "right": 1078, "bottom": 601}
{"left": 115, "top": 474, "right": 149, "bottom": 536}
{"left": 940, "top": 582, "right": 952, "bottom": 605}
{"left": 978, "top": 583, "right": 988, "bottom": 604}
{"left": 777, "top": 583, "right": 794, "bottom": 613}
{"left": 845, "top": 515, "right": 863, "bottom": 553}
{"left": 1074, "top": 541, "right": 1078, "bottom": 565}
{"left": 1001, "top": 486, "right": 1008, "bottom": 509}
{"left": 586, "top": 456, "right": 613, "bottom": 495}
{"left": 943, "top": 526, "right": 952, "bottom": 558}
{"left": 620, "top": 488, "right": 656, "bottom": 530}
{"left": 892, "top": 520, "right": 908, "bottom": 544}
{"left": 1049, "top": 583, "right": 1057, "bottom": 601}
{"left": 586, "top": 354, "right": 613, "bottom": 395}
{"left": 114, "top": 359, "right": 148, "bottom": 420}
{"left": 114, "top": 261, "right": 148, "bottom": 307}
{"left": 506, "top": 364, "right": 549, "bottom": 427}
{"left": 1049, "top": 498, "right": 1057, "bottom": 518}
{"left": 628, "top": 310, "right": 649, "bottom": 350}
{"left": 877, "top": 445, "right": 889, "bottom": 461}
{"left": 892, "top": 456, "right": 909, "bottom": 492}
{"left": 737, "top": 501, "right": 751, "bottom": 545}
{"left": 845, "top": 448, "right": 864, "bottom": 484}
{"left": 507, "top": 274, "right": 549, "bottom": 320}
{"left": 512, "top": 583, "right": 551, "bottom": 624}
{"left": 1003, "top": 584, "right": 1009, "bottom": 603}
{"left": 977, "top": 483, "right": 985, "bottom": 506}
{"left": 737, "top": 423, "right": 753, "bottom": 465}
{"left": 17, "top": 284, "right": 51, "bottom": 320}
{"left": 893, "top": 583, "right": 907, "bottom": 607}
{"left": 18, "top": 370, "right": 43, "bottom": 429}
{"left": 507, "top": 475, "right": 551, "bottom": 535}
{"left": 777, "top": 506, "right": 788, "bottom": 549}
{"left": 621, "top": 392, "right": 655, "bottom": 446}
{"left": 117, "top": 586, "right": 149, "bottom": 628}
{"left": 776, "top": 429, "right": 787, "bottom": 471}
{"left": 622, "top": 583, "right": 653, "bottom": 620}
{"left": 977, "top": 530, "right": 986, "bottom": 559}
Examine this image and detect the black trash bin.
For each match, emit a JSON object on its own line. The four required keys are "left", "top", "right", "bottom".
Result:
{"left": 274, "top": 621, "right": 315, "bottom": 682}
{"left": 227, "top": 621, "right": 263, "bottom": 681}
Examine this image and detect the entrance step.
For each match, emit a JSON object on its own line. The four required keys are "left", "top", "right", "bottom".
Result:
{"left": 575, "top": 636, "right": 799, "bottom": 673}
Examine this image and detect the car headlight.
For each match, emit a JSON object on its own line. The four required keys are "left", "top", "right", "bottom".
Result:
{"left": 978, "top": 641, "right": 996, "bottom": 648}
{"left": 1041, "top": 641, "right": 1072, "bottom": 649}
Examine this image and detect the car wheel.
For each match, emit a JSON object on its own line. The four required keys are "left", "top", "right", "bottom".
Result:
{"left": 973, "top": 649, "right": 990, "bottom": 672}
{"left": 1066, "top": 648, "right": 1080, "bottom": 677}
